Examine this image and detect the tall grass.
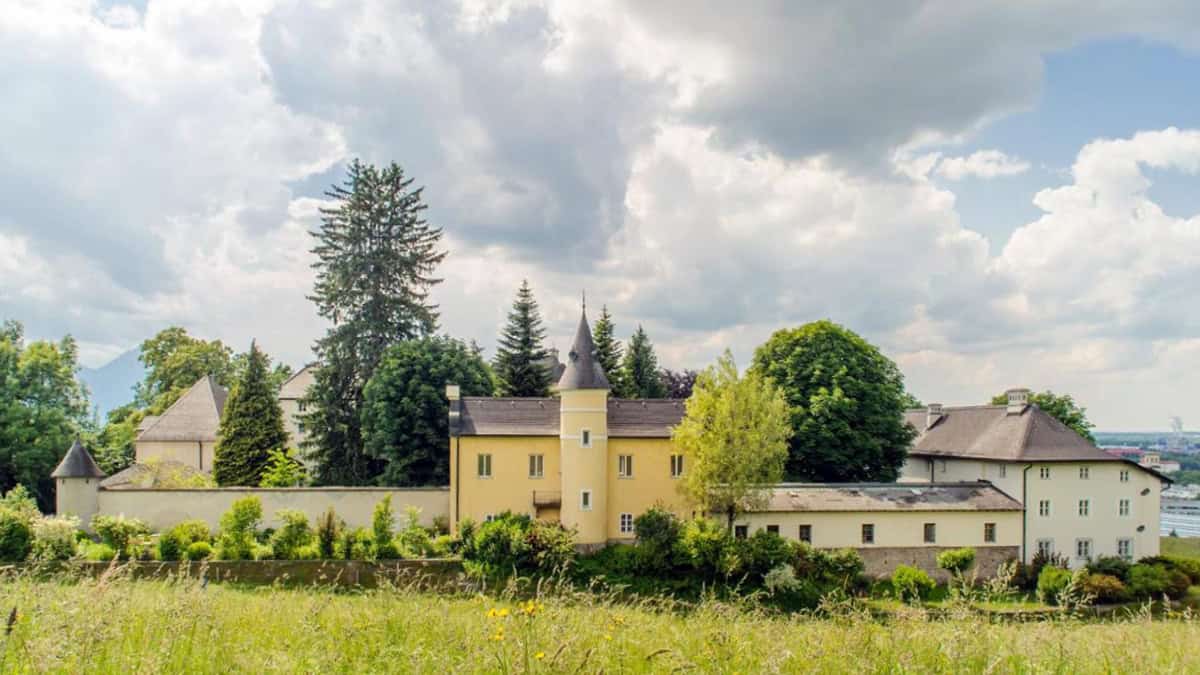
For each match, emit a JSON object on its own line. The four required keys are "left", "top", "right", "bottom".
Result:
{"left": 0, "top": 566, "right": 1197, "bottom": 673}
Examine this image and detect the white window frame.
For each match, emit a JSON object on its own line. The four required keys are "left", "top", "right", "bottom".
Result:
{"left": 298, "top": 401, "right": 307, "bottom": 413}
{"left": 580, "top": 489, "right": 592, "bottom": 511}
{"left": 923, "top": 522, "right": 936, "bottom": 544}
{"left": 618, "top": 454, "right": 633, "bottom": 478}
{"left": 1075, "top": 538, "right": 1092, "bottom": 561}
{"left": 670, "top": 454, "right": 684, "bottom": 478}
{"left": 1120, "top": 469, "right": 1130, "bottom": 483}
{"left": 1117, "top": 538, "right": 1133, "bottom": 561}
{"left": 484, "top": 514, "right": 496, "bottom": 522}
{"left": 580, "top": 429, "right": 592, "bottom": 448}
{"left": 1079, "top": 466, "right": 1089, "bottom": 480}
{"left": 1036, "top": 539, "right": 1054, "bottom": 557}
{"left": 1038, "top": 500, "right": 1051, "bottom": 517}
{"left": 618, "top": 512, "right": 634, "bottom": 534}
{"left": 1078, "top": 499, "right": 1090, "bottom": 517}
{"left": 477, "top": 453, "right": 493, "bottom": 478}
{"left": 1119, "top": 498, "right": 1130, "bottom": 517}
{"left": 861, "top": 523, "right": 875, "bottom": 545}
{"left": 528, "top": 454, "right": 544, "bottom": 479}
{"left": 1039, "top": 466, "right": 1051, "bottom": 480}
{"left": 984, "top": 522, "right": 996, "bottom": 543}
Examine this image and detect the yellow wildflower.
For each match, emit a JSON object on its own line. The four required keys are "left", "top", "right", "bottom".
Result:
{"left": 604, "top": 634, "right": 613, "bottom": 641}
{"left": 497, "top": 608, "right": 509, "bottom": 618}
{"left": 535, "top": 652, "right": 546, "bottom": 660}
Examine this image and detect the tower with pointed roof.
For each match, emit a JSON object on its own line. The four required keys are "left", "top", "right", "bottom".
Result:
{"left": 52, "top": 439, "right": 106, "bottom": 525}
{"left": 557, "top": 302, "right": 611, "bottom": 546}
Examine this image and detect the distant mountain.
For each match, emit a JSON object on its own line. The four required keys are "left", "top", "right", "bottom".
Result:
{"left": 80, "top": 348, "right": 144, "bottom": 421}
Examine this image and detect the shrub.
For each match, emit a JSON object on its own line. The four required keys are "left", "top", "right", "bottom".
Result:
{"left": 429, "top": 534, "right": 454, "bottom": 558}
{"left": 1125, "top": 564, "right": 1188, "bottom": 601}
{"left": 892, "top": 565, "right": 936, "bottom": 603}
{"left": 397, "top": 506, "right": 432, "bottom": 558}
{"left": 295, "top": 544, "right": 320, "bottom": 560}
{"left": 1164, "top": 556, "right": 1200, "bottom": 585}
{"left": 1082, "top": 573, "right": 1130, "bottom": 604}
{"left": 936, "top": 548, "right": 976, "bottom": 575}
{"left": 217, "top": 496, "right": 263, "bottom": 561}
{"left": 316, "top": 507, "right": 340, "bottom": 559}
{"left": 1087, "top": 556, "right": 1132, "bottom": 582}
{"left": 1019, "top": 549, "right": 1069, "bottom": 591}
{"left": 91, "top": 514, "right": 151, "bottom": 559}
{"left": 0, "top": 486, "right": 39, "bottom": 523}
{"left": 528, "top": 520, "right": 576, "bottom": 573}
{"left": 258, "top": 448, "right": 308, "bottom": 487}
{"left": 83, "top": 542, "right": 117, "bottom": 562}
{"left": 186, "top": 541, "right": 213, "bottom": 561}
{"left": 270, "top": 510, "right": 313, "bottom": 560}
{"left": 461, "top": 512, "right": 577, "bottom": 577}
{"left": 764, "top": 563, "right": 802, "bottom": 595}
{"left": 335, "top": 527, "right": 374, "bottom": 560}
{"left": 157, "top": 529, "right": 185, "bottom": 561}
{"left": 1037, "top": 565, "right": 1073, "bottom": 605}
{"left": 633, "top": 506, "right": 682, "bottom": 573}
{"left": 0, "top": 510, "right": 34, "bottom": 562}
{"left": 739, "top": 529, "right": 793, "bottom": 582}
{"left": 794, "top": 544, "right": 864, "bottom": 589}
{"left": 676, "top": 518, "right": 732, "bottom": 578}
{"left": 31, "top": 515, "right": 79, "bottom": 561}
{"left": 372, "top": 497, "right": 399, "bottom": 559}
{"left": 158, "top": 520, "right": 212, "bottom": 561}
{"left": 1165, "top": 568, "right": 1191, "bottom": 600}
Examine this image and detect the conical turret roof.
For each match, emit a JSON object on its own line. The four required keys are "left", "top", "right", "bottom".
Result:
{"left": 51, "top": 439, "right": 106, "bottom": 479}
{"left": 556, "top": 306, "right": 610, "bottom": 391}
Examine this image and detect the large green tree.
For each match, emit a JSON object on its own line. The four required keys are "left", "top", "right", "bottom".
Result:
{"left": 492, "top": 280, "right": 552, "bottom": 397}
{"left": 673, "top": 350, "right": 791, "bottom": 531}
{"left": 619, "top": 325, "right": 666, "bottom": 398}
{"left": 0, "top": 321, "right": 90, "bottom": 510}
{"left": 989, "top": 389, "right": 1096, "bottom": 444}
{"left": 592, "top": 305, "right": 624, "bottom": 392}
{"left": 751, "top": 320, "right": 916, "bottom": 482}
{"left": 362, "top": 337, "right": 493, "bottom": 486}
{"left": 213, "top": 341, "right": 290, "bottom": 486}
{"left": 304, "top": 159, "right": 446, "bottom": 485}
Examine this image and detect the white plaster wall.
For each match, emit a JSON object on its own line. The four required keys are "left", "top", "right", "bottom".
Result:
{"left": 96, "top": 487, "right": 449, "bottom": 531}
{"left": 56, "top": 477, "right": 101, "bottom": 524}
{"left": 135, "top": 440, "right": 216, "bottom": 473}
{"left": 734, "top": 510, "right": 1022, "bottom": 549}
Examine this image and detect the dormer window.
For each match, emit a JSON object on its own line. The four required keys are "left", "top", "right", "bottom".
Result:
{"left": 580, "top": 429, "right": 592, "bottom": 447}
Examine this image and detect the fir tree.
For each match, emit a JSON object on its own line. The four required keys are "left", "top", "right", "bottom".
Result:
{"left": 592, "top": 305, "right": 624, "bottom": 393}
{"left": 493, "top": 280, "right": 552, "bottom": 397}
{"left": 620, "top": 325, "right": 666, "bottom": 398}
{"left": 303, "top": 160, "right": 446, "bottom": 485}
{"left": 213, "top": 341, "right": 289, "bottom": 486}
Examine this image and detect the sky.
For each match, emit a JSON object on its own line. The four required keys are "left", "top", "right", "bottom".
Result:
{"left": 2, "top": 1, "right": 1199, "bottom": 431}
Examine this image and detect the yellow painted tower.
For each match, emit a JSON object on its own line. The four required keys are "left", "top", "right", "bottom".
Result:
{"left": 557, "top": 303, "right": 611, "bottom": 546}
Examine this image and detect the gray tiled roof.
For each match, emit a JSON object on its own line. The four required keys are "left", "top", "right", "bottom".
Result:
{"left": 454, "top": 397, "right": 686, "bottom": 437}
{"left": 905, "top": 404, "right": 1120, "bottom": 463}
{"left": 556, "top": 309, "right": 610, "bottom": 390}
{"left": 756, "top": 482, "right": 1023, "bottom": 513}
{"left": 136, "top": 375, "right": 227, "bottom": 442}
{"left": 51, "top": 439, "right": 106, "bottom": 479}
{"left": 100, "top": 460, "right": 205, "bottom": 489}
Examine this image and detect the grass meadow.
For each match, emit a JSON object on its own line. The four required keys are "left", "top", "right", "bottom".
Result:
{"left": 1, "top": 567, "right": 1199, "bottom": 673}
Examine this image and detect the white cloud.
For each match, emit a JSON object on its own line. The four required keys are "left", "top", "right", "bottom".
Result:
{"left": 935, "top": 150, "right": 1031, "bottom": 180}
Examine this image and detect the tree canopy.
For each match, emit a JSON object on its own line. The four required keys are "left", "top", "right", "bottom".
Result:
{"left": 989, "top": 389, "right": 1096, "bottom": 444}
{"left": 592, "top": 305, "right": 624, "bottom": 393}
{"left": 362, "top": 337, "right": 493, "bottom": 486}
{"left": 751, "top": 320, "right": 916, "bottom": 482}
{"left": 0, "top": 321, "right": 90, "bottom": 510}
{"left": 304, "top": 159, "right": 446, "bottom": 485}
{"left": 213, "top": 341, "right": 290, "bottom": 486}
{"left": 673, "top": 351, "right": 791, "bottom": 531}
{"left": 619, "top": 325, "right": 666, "bottom": 398}
{"left": 660, "top": 369, "right": 698, "bottom": 400}
{"left": 492, "top": 280, "right": 552, "bottom": 397}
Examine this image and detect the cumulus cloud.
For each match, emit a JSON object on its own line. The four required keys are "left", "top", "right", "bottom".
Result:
{"left": 934, "top": 150, "right": 1031, "bottom": 180}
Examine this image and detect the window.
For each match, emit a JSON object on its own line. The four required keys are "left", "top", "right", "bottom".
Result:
{"left": 861, "top": 523, "right": 875, "bottom": 545}
{"left": 298, "top": 401, "right": 307, "bottom": 413}
{"left": 580, "top": 429, "right": 592, "bottom": 447}
{"left": 618, "top": 454, "right": 633, "bottom": 478}
{"left": 1078, "top": 499, "right": 1090, "bottom": 517}
{"left": 984, "top": 522, "right": 996, "bottom": 543}
{"left": 484, "top": 514, "right": 496, "bottom": 522}
{"left": 1119, "top": 498, "right": 1130, "bottom": 516}
{"left": 1117, "top": 538, "right": 1133, "bottom": 561}
{"left": 1079, "top": 466, "right": 1090, "bottom": 480}
{"left": 923, "top": 523, "right": 936, "bottom": 544}
{"left": 1036, "top": 539, "right": 1054, "bottom": 557}
{"left": 1120, "top": 469, "right": 1130, "bottom": 483}
{"left": 1039, "top": 466, "right": 1051, "bottom": 480}
{"left": 528, "top": 454, "right": 544, "bottom": 478}
{"left": 619, "top": 513, "right": 634, "bottom": 534}
{"left": 1075, "top": 538, "right": 1092, "bottom": 561}
{"left": 670, "top": 454, "right": 684, "bottom": 478}
{"left": 580, "top": 490, "right": 592, "bottom": 511}
{"left": 477, "top": 453, "right": 492, "bottom": 478}
{"left": 798, "top": 525, "right": 812, "bottom": 544}
{"left": 1038, "top": 500, "right": 1051, "bottom": 517}
{"left": 999, "top": 464, "right": 1007, "bottom": 478}
{"left": 734, "top": 525, "right": 748, "bottom": 539}
{"left": 766, "top": 525, "right": 779, "bottom": 535}
{"left": 297, "top": 422, "right": 305, "bottom": 434}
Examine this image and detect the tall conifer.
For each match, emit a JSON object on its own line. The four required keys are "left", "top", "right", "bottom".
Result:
{"left": 213, "top": 341, "right": 289, "bottom": 486}
{"left": 620, "top": 325, "right": 666, "bottom": 398}
{"left": 592, "top": 305, "right": 624, "bottom": 393}
{"left": 493, "top": 281, "right": 552, "bottom": 397}
{"left": 303, "top": 160, "right": 446, "bottom": 485}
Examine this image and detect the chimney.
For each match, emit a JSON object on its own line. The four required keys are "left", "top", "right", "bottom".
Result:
{"left": 926, "top": 403, "right": 943, "bottom": 430}
{"left": 1005, "top": 388, "right": 1029, "bottom": 415}
{"left": 446, "top": 384, "right": 462, "bottom": 437}
{"left": 445, "top": 384, "right": 461, "bottom": 401}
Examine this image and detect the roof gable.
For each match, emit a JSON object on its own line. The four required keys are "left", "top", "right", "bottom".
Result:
{"left": 52, "top": 439, "right": 106, "bottom": 478}
{"left": 136, "top": 375, "right": 227, "bottom": 443}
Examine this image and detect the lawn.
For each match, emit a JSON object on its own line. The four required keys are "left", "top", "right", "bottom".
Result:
{"left": 1162, "top": 536, "right": 1200, "bottom": 558}
{"left": 2, "top": 570, "right": 1199, "bottom": 673}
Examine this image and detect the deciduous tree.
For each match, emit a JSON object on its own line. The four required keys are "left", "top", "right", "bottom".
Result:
{"left": 989, "top": 389, "right": 1096, "bottom": 443}
{"left": 673, "top": 351, "right": 791, "bottom": 532}
{"left": 492, "top": 280, "right": 552, "bottom": 397}
{"left": 660, "top": 369, "right": 698, "bottom": 399}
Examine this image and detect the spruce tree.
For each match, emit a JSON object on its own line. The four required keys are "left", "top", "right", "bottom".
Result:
{"left": 304, "top": 159, "right": 446, "bottom": 485}
{"left": 493, "top": 280, "right": 552, "bottom": 397}
{"left": 213, "top": 341, "right": 289, "bottom": 486}
{"left": 592, "top": 305, "right": 624, "bottom": 393}
{"left": 620, "top": 325, "right": 667, "bottom": 398}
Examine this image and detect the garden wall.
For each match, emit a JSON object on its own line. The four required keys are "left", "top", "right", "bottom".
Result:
{"left": 857, "top": 545, "right": 1018, "bottom": 581}
{"left": 94, "top": 487, "right": 449, "bottom": 531}
{"left": 63, "top": 559, "right": 464, "bottom": 588}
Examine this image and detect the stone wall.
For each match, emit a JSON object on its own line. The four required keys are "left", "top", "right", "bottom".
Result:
{"left": 92, "top": 487, "right": 449, "bottom": 531}
{"left": 855, "top": 545, "right": 1019, "bottom": 581}
{"left": 65, "top": 559, "right": 463, "bottom": 588}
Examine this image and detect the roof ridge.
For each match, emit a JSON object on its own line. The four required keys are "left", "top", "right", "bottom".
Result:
{"left": 278, "top": 364, "right": 314, "bottom": 389}
{"left": 136, "top": 374, "right": 223, "bottom": 441}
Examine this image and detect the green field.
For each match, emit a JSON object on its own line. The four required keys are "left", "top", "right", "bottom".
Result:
{"left": 1162, "top": 537, "right": 1200, "bottom": 558}
{"left": 2, "top": 571, "right": 1199, "bottom": 673}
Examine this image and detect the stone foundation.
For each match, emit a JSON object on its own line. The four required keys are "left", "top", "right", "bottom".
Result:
{"left": 56, "top": 559, "right": 464, "bottom": 589}
{"left": 854, "top": 545, "right": 1018, "bottom": 581}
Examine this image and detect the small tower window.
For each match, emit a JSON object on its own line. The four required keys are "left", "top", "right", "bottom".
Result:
{"left": 618, "top": 455, "right": 633, "bottom": 478}
{"left": 580, "top": 490, "right": 592, "bottom": 511}
{"left": 670, "top": 454, "right": 684, "bottom": 478}
{"left": 580, "top": 429, "right": 592, "bottom": 448}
